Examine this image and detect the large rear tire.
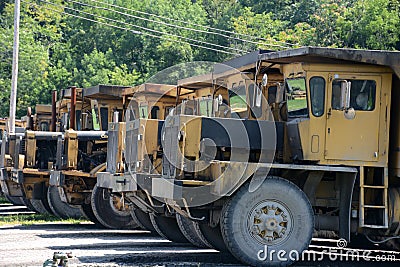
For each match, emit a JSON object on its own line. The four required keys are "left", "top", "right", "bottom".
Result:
{"left": 80, "top": 203, "right": 104, "bottom": 227}
{"left": 221, "top": 176, "right": 314, "bottom": 266}
{"left": 149, "top": 214, "right": 189, "bottom": 243}
{"left": 4, "top": 194, "right": 24, "bottom": 206}
{"left": 91, "top": 185, "right": 138, "bottom": 229}
{"left": 196, "top": 223, "right": 228, "bottom": 251}
{"left": 47, "top": 186, "right": 82, "bottom": 219}
{"left": 176, "top": 214, "right": 212, "bottom": 248}
{"left": 21, "top": 197, "right": 37, "bottom": 212}
{"left": 130, "top": 208, "right": 158, "bottom": 234}
{"left": 30, "top": 198, "right": 53, "bottom": 215}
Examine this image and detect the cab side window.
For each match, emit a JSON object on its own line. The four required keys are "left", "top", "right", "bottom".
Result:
{"left": 286, "top": 78, "right": 308, "bottom": 117}
{"left": 139, "top": 105, "right": 148, "bottom": 118}
{"left": 309, "top": 77, "right": 325, "bottom": 117}
{"left": 229, "top": 82, "right": 247, "bottom": 111}
{"left": 151, "top": 106, "right": 160, "bottom": 119}
{"left": 332, "top": 79, "right": 376, "bottom": 111}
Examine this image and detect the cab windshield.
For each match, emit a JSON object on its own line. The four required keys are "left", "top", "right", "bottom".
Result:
{"left": 286, "top": 78, "right": 308, "bottom": 117}
{"left": 229, "top": 82, "right": 247, "bottom": 113}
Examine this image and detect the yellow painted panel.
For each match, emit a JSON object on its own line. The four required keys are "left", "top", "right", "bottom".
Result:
{"left": 325, "top": 75, "right": 381, "bottom": 161}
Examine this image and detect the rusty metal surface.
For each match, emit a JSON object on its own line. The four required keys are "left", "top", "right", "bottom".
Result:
{"left": 83, "top": 84, "right": 129, "bottom": 99}
{"left": 123, "top": 83, "right": 177, "bottom": 97}
{"left": 62, "top": 85, "right": 128, "bottom": 100}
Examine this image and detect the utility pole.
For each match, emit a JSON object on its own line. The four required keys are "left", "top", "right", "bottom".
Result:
{"left": 9, "top": 0, "right": 20, "bottom": 134}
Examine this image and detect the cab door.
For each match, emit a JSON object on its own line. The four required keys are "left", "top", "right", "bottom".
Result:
{"left": 325, "top": 75, "right": 381, "bottom": 162}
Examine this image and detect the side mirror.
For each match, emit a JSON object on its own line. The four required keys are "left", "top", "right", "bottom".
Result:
{"left": 91, "top": 99, "right": 100, "bottom": 130}
{"left": 61, "top": 113, "right": 69, "bottom": 131}
{"left": 113, "top": 111, "right": 119, "bottom": 123}
{"left": 255, "top": 85, "right": 262, "bottom": 107}
{"left": 262, "top": 74, "right": 268, "bottom": 87}
{"left": 81, "top": 113, "right": 88, "bottom": 129}
{"left": 217, "top": 94, "right": 223, "bottom": 105}
{"left": 340, "top": 80, "right": 351, "bottom": 109}
{"left": 276, "top": 83, "right": 284, "bottom": 103}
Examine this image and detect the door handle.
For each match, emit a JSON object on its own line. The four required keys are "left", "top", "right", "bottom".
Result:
{"left": 327, "top": 108, "right": 332, "bottom": 119}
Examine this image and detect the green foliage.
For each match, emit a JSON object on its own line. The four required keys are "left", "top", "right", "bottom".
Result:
{"left": 339, "top": 0, "right": 400, "bottom": 49}
{"left": 0, "top": 0, "right": 399, "bottom": 117}
{"left": 0, "top": 1, "right": 64, "bottom": 117}
{"left": 232, "top": 8, "right": 287, "bottom": 50}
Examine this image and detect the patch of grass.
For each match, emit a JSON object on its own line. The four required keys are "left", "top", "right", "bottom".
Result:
{"left": 287, "top": 78, "right": 306, "bottom": 90}
{"left": 0, "top": 196, "right": 10, "bottom": 204}
{"left": 0, "top": 213, "right": 87, "bottom": 226}
{"left": 288, "top": 98, "right": 307, "bottom": 111}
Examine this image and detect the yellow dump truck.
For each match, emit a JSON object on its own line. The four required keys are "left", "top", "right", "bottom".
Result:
{"left": 15, "top": 92, "right": 85, "bottom": 216}
{"left": 96, "top": 83, "right": 178, "bottom": 231}
{"left": 1, "top": 104, "right": 54, "bottom": 212}
{"left": 49, "top": 84, "right": 139, "bottom": 228}
{"left": 0, "top": 117, "right": 27, "bottom": 206}
{"left": 143, "top": 47, "right": 400, "bottom": 265}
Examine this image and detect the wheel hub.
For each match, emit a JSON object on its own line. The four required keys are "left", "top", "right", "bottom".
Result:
{"left": 248, "top": 201, "right": 292, "bottom": 245}
{"left": 109, "top": 193, "right": 129, "bottom": 214}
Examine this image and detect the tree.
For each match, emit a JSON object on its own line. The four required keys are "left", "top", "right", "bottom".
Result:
{"left": 338, "top": 0, "right": 400, "bottom": 49}
{"left": 75, "top": 48, "right": 140, "bottom": 88}
{"left": 309, "top": 0, "right": 348, "bottom": 47}
{"left": 0, "top": 1, "right": 63, "bottom": 117}
{"left": 231, "top": 8, "right": 288, "bottom": 51}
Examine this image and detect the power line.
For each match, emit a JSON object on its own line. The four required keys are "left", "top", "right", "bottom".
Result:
{"left": 81, "top": 0, "right": 290, "bottom": 49}
{"left": 86, "top": 0, "right": 295, "bottom": 48}
{"left": 22, "top": 0, "right": 239, "bottom": 56}
{"left": 61, "top": 0, "right": 248, "bottom": 53}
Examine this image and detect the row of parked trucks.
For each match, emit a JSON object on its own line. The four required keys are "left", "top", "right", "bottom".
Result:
{"left": 1, "top": 47, "right": 400, "bottom": 266}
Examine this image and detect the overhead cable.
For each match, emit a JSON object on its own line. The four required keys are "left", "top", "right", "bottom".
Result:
{"left": 82, "top": 0, "right": 291, "bottom": 48}
{"left": 22, "top": 0, "right": 239, "bottom": 55}
{"left": 87, "top": 0, "right": 295, "bottom": 47}
{"left": 43, "top": 0, "right": 247, "bottom": 54}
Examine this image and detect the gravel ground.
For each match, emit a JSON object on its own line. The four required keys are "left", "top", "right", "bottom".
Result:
{"left": 1, "top": 204, "right": 399, "bottom": 267}
{"left": 0, "top": 223, "right": 242, "bottom": 267}
{"left": 2, "top": 222, "right": 400, "bottom": 267}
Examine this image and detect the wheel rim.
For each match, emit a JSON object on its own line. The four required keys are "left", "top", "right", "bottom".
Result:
{"left": 107, "top": 192, "right": 129, "bottom": 215}
{"left": 247, "top": 200, "right": 293, "bottom": 246}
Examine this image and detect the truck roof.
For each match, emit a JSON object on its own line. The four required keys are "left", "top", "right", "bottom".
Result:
{"left": 61, "top": 85, "right": 130, "bottom": 100}
{"left": 258, "top": 46, "right": 400, "bottom": 78}
{"left": 123, "top": 83, "right": 177, "bottom": 97}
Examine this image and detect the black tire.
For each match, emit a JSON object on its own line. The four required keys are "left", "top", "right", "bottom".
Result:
{"left": 80, "top": 203, "right": 104, "bottom": 227}
{"left": 221, "top": 176, "right": 314, "bottom": 266}
{"left": 4, "top": 194, "right": 24, "bottom": 206}
{"left": 176, "top": 214, "right": 212, "bottom": 248}
{"left": 91, "top": 184, "right": 138, "bottom": 229}
{"left": 21, "top": 197, "right": 37, "bottom": 212}
{"left": 149, "top": 214, "right": 189, "bottom": 243}
{"left": 196, "top": 223, "right": 228, "bottom": 252}
{"left": 30, "top": 198, "right": 53, "bottom": 215}
{"left": 131, "top": 207, "right": 158, "bottom": 234}
{"left": 47, "top": 186, "right": 82, "bottom": 219}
